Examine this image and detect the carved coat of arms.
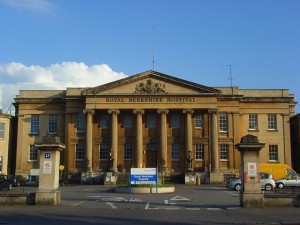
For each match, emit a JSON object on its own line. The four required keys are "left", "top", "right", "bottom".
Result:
{"left": 134, "top": 79, "right": 166, "bottom": 94}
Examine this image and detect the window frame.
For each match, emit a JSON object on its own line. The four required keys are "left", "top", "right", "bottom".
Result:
{"left": 124, "top": 144, "right": 133, "bottom": 160}
{"left": 30, "top": 115, "right": 39, "bottom": 134}
{"left": 147, "top": 115, "right": 156, "bottom": 128}
{"left": 219, "top": 112, "right": 228, "bottom": 132}
{"left": 124, "top": 116, "right": 133, "bottom": 129}
{"left": 170, "top": 115, "right": 180, "bottom": 129}
{"left": 268, "top": 114, "right": 277, "bottom": 130}
{"left": 75, "top": 144, "right": 85, "bottom": 161}
{"left": 171, "top": 144, "right": 180, "bottom": 161}
{"left": 249, "top": 114, "right": 258, "bottom": 130}
{"left": 195, "top": 144, "right": 204, "bottom": 161}
{"left": 220, "top": 144, "right": 229, "bottom": 161}
{"left": 99, "top": 144, "right": 108, "bottom": 160}
{"left": 195, "top": 114, "right": 204, "bottom": 129}
{"left": 147, "top": 143, "right": 157, "bottom": 151}
{"left": 100, "top": 115, "right": 109, "bottom": 129}
{"left": 0, "top": 122, "right": 4, "bottom": 139}
{"left": 76, "top": 113, "right": 85, "bottom": 133}
{"left": 48, "top": 115, "right": 57, "bottom": 134}
{"left": 29, "top": 145, "right": 38, "bottom": 161}
{"left": 269, "top": 145, "right": 278, "bottom": 162}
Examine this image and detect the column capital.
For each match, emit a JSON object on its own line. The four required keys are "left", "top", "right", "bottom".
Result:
{"left": 208, "top": 108, "right": 218, "bottom": 114}
{"left": 133, "top": 109, "right": 145, "bottom": 115}
{"left": 157, "top": 109, "right": 169, "bottom": 114}
{"left": 108, "top": 109, "right": 120, "bottom": 115}
{"left": 182, "top": 109, "right": 194, "bottom": 114}
{"left": 83, "top": 109, "right": 95, "bottom": 115}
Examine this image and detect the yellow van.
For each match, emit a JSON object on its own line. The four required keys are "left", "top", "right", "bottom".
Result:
{"left": 260, "top": 163, "right": 297, "bottom": 180}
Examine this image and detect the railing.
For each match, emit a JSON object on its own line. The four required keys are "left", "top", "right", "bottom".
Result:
{"left": 264, "top": 186, "right": 300, "bottom": 195}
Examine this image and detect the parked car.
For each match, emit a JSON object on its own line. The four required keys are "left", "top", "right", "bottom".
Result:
{"left": 275, "top": 174, "right": 300, "bottom": 188}
{"left": 0, "top": 174, "right": 13, "bottom": 190}
{"left": 8, "top": 175, "right": 27, "bottom": 187}
{"left": 227, "top": 172, "right": 276, "bottom": 191}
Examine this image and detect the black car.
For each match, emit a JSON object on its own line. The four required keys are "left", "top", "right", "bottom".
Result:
{"left": 8, "top": 175, "right": 27, "bottom": 187}
{"left": 0, "top": 174, "right": 13, "bottom": 190}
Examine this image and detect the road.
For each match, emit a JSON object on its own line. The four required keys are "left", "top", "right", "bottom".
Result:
{"left": 0, "top": 184, "right": 300, "bottom": 225}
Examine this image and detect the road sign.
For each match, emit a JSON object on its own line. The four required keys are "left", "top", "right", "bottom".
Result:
{"left": 247, "top": 162, "right": 257, "bottom": 176}
{"left": 43, "top": 161, "right": 52, "bottom": 174}
{"left": 45, "top": 152, "right": 51, "bottom": 159}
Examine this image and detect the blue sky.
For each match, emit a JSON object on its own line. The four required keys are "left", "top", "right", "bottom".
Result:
{"left": 0, "top": 0, "right": 299, "bottom": 113}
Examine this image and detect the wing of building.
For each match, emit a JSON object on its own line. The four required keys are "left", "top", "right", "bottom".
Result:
{"left": 13, "top": 70, "right": 296, "bottom": 183}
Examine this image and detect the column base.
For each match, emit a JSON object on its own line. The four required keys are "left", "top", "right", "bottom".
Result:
{"left": 240, "top": 192, "right": 264, "bottom": 208}
{"left": 35, "top": 190, "right": 61, "bottom": 205}
{"left": 185, "top": 172, "right": 201, "bottom": 185}
{"left": 209, "top": 171, "right": 224, "bottom": 184}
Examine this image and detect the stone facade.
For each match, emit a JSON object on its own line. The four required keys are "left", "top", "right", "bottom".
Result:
{"left": 290, "top": 113, "right": 300, "bottom": 173}
{"left": 0, "top": 112, "right": 12, "bottom": 175}
{"left": 13, "top": 70, "right": 296, "bottom": 183}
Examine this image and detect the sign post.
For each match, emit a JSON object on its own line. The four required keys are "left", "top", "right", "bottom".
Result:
{"left": 130, "top": 168, "right": 158, "bottom": 193}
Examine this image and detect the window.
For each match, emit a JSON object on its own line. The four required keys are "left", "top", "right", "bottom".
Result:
{"left": 29, "top": 145, "right": 38, "bottom": 161}
{"left": 124, "top": 116, "right": 133, "bottom": 128}
{"left": 147, "top": 115, "right": 156, "bottom": 128}
{"left": 171, "top": 144, "right": 180, "bottom": 161}
{"left": 147, "top": 143, "right": 157, "bottom": 151}
{"left": 76, "top": 113, "right": 85, "bottom": 133}
{"left": 28, "top": 175, "right": 37, "bottom": 184}
{"left": 269, "top": 145, "right": 278, "bottom": 161}
{"left": 220, "top": 144, "right": 229, "bottom": 160}
{"left": 170, "top": 115, "right": 180, "bottom": 128}
{"left": 0, "top": 122, "right": 4, "bottom": 139}
{"left": 195, "top": 114, "right": 203, "bottom": 129}
{"left": 195, "top": 144, "right": 204, "bottom": 160}
{"left": 99, "top": 144, "right": 108, "bottom": 160}
{"left": 75, "top": 144, "right": 85, "bottom": 161}
{"left": 100, "top": 115, "right": 109, "bottom": 129}
{"left": 30, "top": 115, "right": 39, "bottom": 134}
{"left": 219, "top": 112, "right": 228, "bottom": 132}
{"left": 268, "top": 114, "right": 277, "bottom": 130}
{"left": 124, "top": 144, "right": 132, "bottom": 160}
{"left": 249, "top": 114, "right": 258, "bottom": 130}
{"left": 48, "top": 115, "right": 57, "bottom": 134}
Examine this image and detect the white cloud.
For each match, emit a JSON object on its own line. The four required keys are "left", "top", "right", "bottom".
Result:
{"left": 0, "top": 62, "right": 127, "bottom": 114}
{"left": 0, "top": 0, "right": 53, "bottom": 14}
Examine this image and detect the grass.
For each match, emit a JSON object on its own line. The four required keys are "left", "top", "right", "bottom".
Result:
{"left": 117, "top": 183, "right": 174, "bottom": 188}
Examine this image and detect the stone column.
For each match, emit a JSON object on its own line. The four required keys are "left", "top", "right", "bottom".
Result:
{"left": 183, "top": 109, "right": 194, "bottom": 170}
{"left": 35, "top": 135, "right": 65, "bottom": 205}
{"left": 133, "top": 109, "right": 144, "bottom": 168}
{"left": 157, "top": 109, "right": 169, "bottom": 170}
{"left": 208, "top": 109, "right": 219, "bottom": 172}
{"left": 108, "top": 109, "right": 120, "bottom": 171}
{"left": 209, "top": 109, "right": 223, "bottom": 183}
{"left": 83, "top": 109, "right": 95, "bottom": 172}
{"left": 236, "top": 134, "right": 265, "bottom": 208}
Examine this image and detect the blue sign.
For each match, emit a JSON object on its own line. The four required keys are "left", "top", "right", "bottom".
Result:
{"left": 130, "top": 168, "right": 157, "bottom": 184}
{"left": 45, "top": 152, "right": 51, "bottom": 159}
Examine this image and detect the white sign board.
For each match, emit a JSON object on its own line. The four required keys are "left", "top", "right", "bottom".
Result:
{"left": 30, "top": 169, "right": 40, "bottom": 176}
{"left": 247, "top": 162, "right": 257, "bottom": 176}
{"left": 43, "top": 161, "right": 52, "bottom": 174}
{"left": 130, "top": 168, "right": 157, "bottom": 184}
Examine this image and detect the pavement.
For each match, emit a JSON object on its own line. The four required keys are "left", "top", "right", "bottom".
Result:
{"left": 0, "top": 184, "right": 300, "bottom": 225}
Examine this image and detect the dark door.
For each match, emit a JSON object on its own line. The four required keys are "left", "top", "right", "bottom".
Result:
{"left": 146, "top": 150, "right": 157, "bottom": 168}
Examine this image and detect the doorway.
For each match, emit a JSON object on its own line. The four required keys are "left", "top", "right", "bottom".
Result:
{"left": 146, "top": 144, "right": 157, "bottom": 168}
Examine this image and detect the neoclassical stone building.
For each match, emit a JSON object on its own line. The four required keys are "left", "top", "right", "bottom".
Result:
{"left": 14, "top": 70, "right": 295, "bottom": 183}
{"left": 0, "top": 111, "right": 12, "bottom": 175}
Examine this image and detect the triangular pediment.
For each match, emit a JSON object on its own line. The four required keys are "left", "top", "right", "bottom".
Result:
{"left": 82, "top": 70, "right": 221, "bottom": 96}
